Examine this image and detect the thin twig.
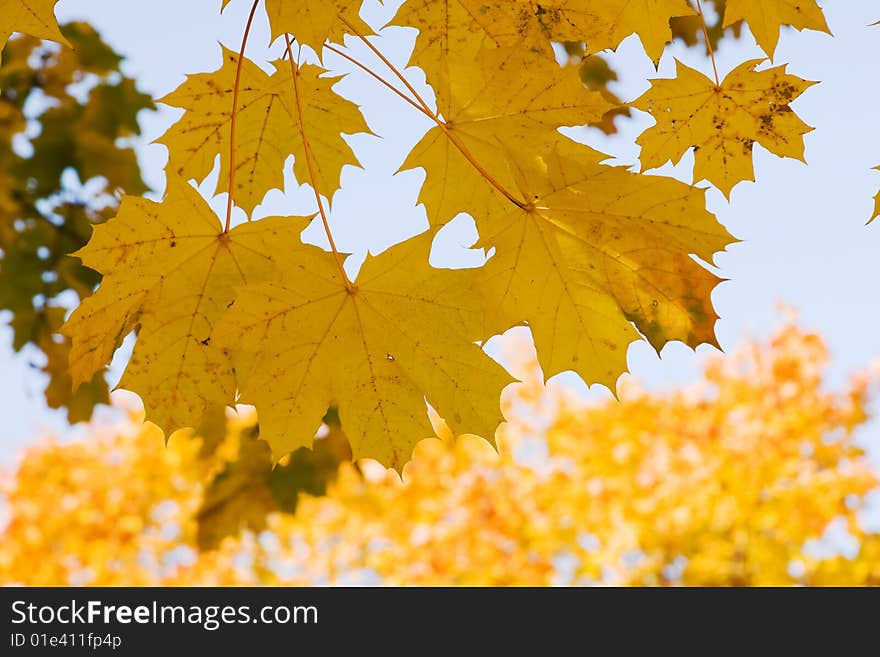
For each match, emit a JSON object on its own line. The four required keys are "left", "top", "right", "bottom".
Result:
{"left": 695, "top": 0, "right": 721, "bottom": 88}
{"left": 284, "top": 34, "right": 352, "bottom": 290}
{"left": 324, "top": 43, "right": 428, "bottom": 116}
{"left": 224, "top": 0, "right": 260, "bottom": 232}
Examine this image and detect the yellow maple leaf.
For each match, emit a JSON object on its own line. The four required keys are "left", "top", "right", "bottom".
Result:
{"left": 264, "top": 0, "right": 372, "bottom": 54}
{"left": 0, "top": 0, "right": 70, "bottom": 65}
{"left": 390, "top": 0, "right": 694, "bottom": 93}
{"left": 62, "top": 177, "right": 315, "bottom": 434}
{"left": 400, "top": 47, "right": 731, "bottom": 386}
{"left": 157, "top": 48, "right": 367, "bottom": 215}
{"left": 543, "top": 0, "right": 696, "bottom": 61}
{"left": 476, "top": 141, "right": 732, "bottom": 388}
{"left": 403, "top": 44, "right": 614, "bottom": 227}
{"left": 632, "top": 59, "right": 816, "bottom": 197}
{"left": 213, "top": 231, "right": 513, "bottom": 469}
{"left": 389, "top": 0, "right": 508, "bottom": 100}
{"left": 723, "top": 0, "right": 830, "bottom": 57}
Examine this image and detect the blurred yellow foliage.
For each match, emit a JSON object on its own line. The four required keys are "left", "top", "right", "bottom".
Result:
{"left": 1, "top": 320, "right": 878, "bottom": 586}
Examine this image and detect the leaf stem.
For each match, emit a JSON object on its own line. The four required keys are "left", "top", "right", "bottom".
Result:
{"left": 695, "top": 0, "right": 721, "bottom": 88}
{"left": 284, "top": 35, "right": 353, "bottom": 291}
{"left": 324, "top": 43, "right": 427, "bottom": 116}
{"left": 336, "top": 16, "right": 528, "bottom": 210}
{"left": 224, "top": 0, "right": 260, "bottom": 233}
{"left": 338, "top": 15, "right": 434, "bottom": 115}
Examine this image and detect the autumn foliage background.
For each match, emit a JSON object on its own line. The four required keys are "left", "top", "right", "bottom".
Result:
{"left": 3, "top": 319, "right": 880, "bottom": 586}
{"left": 1, "top": 1, "right": 880, "bottom": 586}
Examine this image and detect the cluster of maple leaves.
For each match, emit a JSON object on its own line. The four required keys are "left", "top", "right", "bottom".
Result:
{"left": 2, "top": 0, "right": 872, "bottom": 470}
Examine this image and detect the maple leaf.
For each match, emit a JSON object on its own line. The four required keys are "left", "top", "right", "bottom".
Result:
{"left": 62, "top": 177, "right": 310, "bottom": 434}
{"left": 0, "top": 0, "right": 70, "bottom": 65}
{"left": 157, "top": 48, "right": 367, "bottom": 215}
{"left": 723, "top": 0, "right": 830, "bottom": 57}
{"left": 264, "top": 0, "right": 372, "bottom": 55}
{"left": 632, "top": 59, "right": 816, "bottom": 197}
{"left": 196, "top": 413, "right": 351, "bottom": 549}
{"left": 390, "top": 0, "right": 694, "bottom": 93}
{"left": 403, "top": 44, "right": 614, "bottom": 227}
{"left": 388, "top": 0, "right": 512, "bottom": 100}
{"left": 195, "top": 425, "right": 279, "bottom": 550}
{"left": 213, "top": 231, "right": 513, "bottom": 469}
{"left": 476, "top": 141, "right": 733, "bottom": 388}
{"left": 401, "top": 46, "right": 730, "bottom": 387}
{"left": 547, "top": 0, "right": 697, "bottom": 62}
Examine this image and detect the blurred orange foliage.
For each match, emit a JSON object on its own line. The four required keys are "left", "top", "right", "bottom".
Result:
{"left": 1, "top": 320, "right": 878, "bottom": 586}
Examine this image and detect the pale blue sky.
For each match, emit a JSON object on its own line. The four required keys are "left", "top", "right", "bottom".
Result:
{"left": 1, "top": 0, "right": 877, "bottom": 465}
